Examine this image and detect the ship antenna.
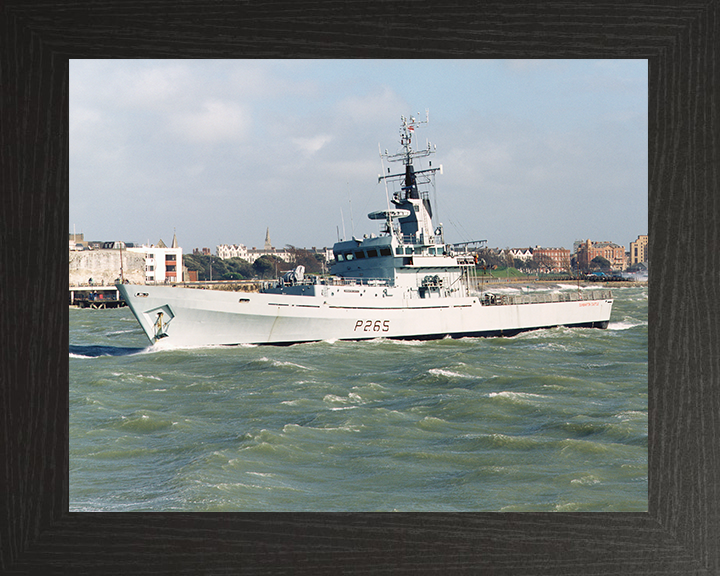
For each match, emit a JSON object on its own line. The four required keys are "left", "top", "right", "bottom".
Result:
{"left": 346, "top": 183, "right": 355, "bottom": 237}
{"left": 119, "top": 241, "right": 124, "bottom": 284}
{"left": 378, "top": 143, "right": 391, "bottom": 212}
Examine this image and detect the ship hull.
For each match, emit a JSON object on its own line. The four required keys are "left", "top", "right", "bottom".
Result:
{"left": 117, "top": 284, "right": 613, "bottom": 347}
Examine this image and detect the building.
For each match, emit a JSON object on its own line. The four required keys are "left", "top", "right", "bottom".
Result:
{"left": 69, "top": 247, "right": 146, "bottom": 286}
{"left": 217, "top": 230, "right": 292, "bottom": 264}
{"left": 248, "top": 246, "right": 293, "bottom": 264}
{"left": 576, "top": 239, "right": 627, "bottom": 271}
{"left": 317, "top": 247, "right": 334, "bottom": 264}
{"left": 629, "top": 235, "right": 648, "bottom": 265}
{"left": 69, "top": 232, "right": 185, "bottom": 285}
{"left": 216, "top": 243, "right": 293, "bottom": 263}
{"left": 532, "top": 246, "right": 571, "bottom": 272}
{"left": 508, "top": 248, "right": 534, "bottom": 263}
{"left": 69, "top": 233, "right": 86, "bottom": 251}
{"left": 126, "top": 233, "right": 184, "bottom": 284}
{"left": 216, "top": 244, "right": 249, "bottom": 260}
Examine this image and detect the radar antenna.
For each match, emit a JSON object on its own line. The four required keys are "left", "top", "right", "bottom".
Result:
{"left": 378, "top": 111, "right": 441, "bottom": 205}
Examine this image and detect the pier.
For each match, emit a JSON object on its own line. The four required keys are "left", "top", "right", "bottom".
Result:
{"left": 69, "top": 285, "right": 126, "bottom": 308}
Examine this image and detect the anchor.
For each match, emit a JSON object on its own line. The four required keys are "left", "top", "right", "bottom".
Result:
{"left": 154, "top": 311, "right": 169, "bottom": 339}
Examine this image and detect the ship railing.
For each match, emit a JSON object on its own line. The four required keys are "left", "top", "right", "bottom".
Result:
{"left": 479, "top": 289, "right": 612, "bottom": 307}
{"left": 327, "top": 276, "right": 394, "bottom": 288}
{"left": 398, "top": 232, "right": 441, "bottom": 246}
{"left": 268, "top": 276, "right": 395, "bottom": 289}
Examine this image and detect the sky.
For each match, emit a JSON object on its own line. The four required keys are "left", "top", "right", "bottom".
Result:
{"left": 70, "top": 59, "right": 647, "bottom": 253}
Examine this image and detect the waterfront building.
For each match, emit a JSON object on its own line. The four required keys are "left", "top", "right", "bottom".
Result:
{"left": 69, "top": 246, "right": 146, "bottom": 286}
{"left": 246, "top": 246, "right": 293, "bottom": 264}
{"left": 532, "top": 246, "right": 571, "bottom": 273}
{"left": 577, "top": 239, "right": 627, "bottom": 271}
{"left": 508, "top": 247, "right": 534, "bottom": 263}
{"left": 69, "top": 233, "right": 86, "bottom": 251}
{"left": 629, "top": 234, "right": 649, "bottom": 265}
{"left": 216, "top": 244, "right": 249, "bottom": 260}
{"left": 126, "top": 233, "right": 184, "bottom": 283}
{"left": 216, "top": 229, "right": 292, "bottom": 263}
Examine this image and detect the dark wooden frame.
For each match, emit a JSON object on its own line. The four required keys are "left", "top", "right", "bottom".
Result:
{"left": 2, "top": 2, "right": 717, "bottom": 574}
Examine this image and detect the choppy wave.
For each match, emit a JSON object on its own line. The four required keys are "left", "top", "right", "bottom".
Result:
{"left": 609, "top": 319, "right": 647, "bottom": 330}
{"left": 244, "top": 357, "right": 311, "bottom": 371}
{"left": 488, "top": 391, "right": 549, "bottom": 402}
{"left": 428, "top": 368, "right": 473, "bottom": 379}
{"left": 69, "top": 345, "right": 146, "bottom": 358}
{"left": 70, "top": 287, "right": 648, "bottom": 512}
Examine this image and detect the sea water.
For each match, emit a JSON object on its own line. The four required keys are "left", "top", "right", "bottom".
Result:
{"left": 70, "top": 284, "right": 647, "bottom": 512}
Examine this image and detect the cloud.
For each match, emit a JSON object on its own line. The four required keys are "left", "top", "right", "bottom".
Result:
{"left": 292, "top": 134, "right": 333, "bottom": 156}
{"left": 228, "top": 62, "right": 318, "bottom": 100}
{"left": 169, "top": 100, "right": 251, "bottom": 143}
{"left": 120, "top": 64, "right": 190, "bottom": 106}
{"left": 333, "top": 87, "right": 407, "bottom": 129}
{"left": 70, "top": 60, "right": 646, "bottom": 252}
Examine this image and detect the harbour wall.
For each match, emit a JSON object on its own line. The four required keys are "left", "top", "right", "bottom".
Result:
{"left": 69, "top": 249, "right": 145, "bottom": 286}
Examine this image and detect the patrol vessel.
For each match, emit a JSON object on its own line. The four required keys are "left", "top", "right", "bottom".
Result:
{"left": 117, "top": 114, "right": 613, "bottom": 346}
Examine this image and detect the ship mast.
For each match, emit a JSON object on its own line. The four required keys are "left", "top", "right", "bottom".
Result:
{"left": 378, "top": 112, "right": 442, "bottom": 245}
{"left": 380, "top": 112, "right": 436, "bottom": 196}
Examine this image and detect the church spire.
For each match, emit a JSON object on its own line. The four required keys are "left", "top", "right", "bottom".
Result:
{"left": 264, "top": 227, "right": 272, "bottom": 250}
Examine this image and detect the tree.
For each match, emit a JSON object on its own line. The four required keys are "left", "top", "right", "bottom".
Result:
{"left": 531, "top": 253, "right": 553, "bottom": 272}
{"left": 183, "top": 254, "right": 210, "bottom": 280}
{"left": 589, "top": 256, "right": 611, "bottom": 271}
{"left": 474, "top": 248, "right": 504, "bottom": 270}
{"left": 225, "top": 257, "right": 253, "bottom": 279}
{"left": 183, "top": 254, "right": 254, "bottom": 281}
{"left": 513, "top": 258, "right": 527, "bottom": 271}
{"left": 285, "top": 246, "right": 325, "bottom": 275}
{"left": 253, "top": 255, "right": 282, "bottom": 279}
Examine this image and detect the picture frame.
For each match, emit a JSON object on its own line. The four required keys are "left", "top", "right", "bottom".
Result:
{"left": 2, "top": 2, "right": 715, "bottom": 573}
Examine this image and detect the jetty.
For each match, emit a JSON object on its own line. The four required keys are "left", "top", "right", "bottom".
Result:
{"left": 69, "top": 285, "right": 126, "bottom": 309}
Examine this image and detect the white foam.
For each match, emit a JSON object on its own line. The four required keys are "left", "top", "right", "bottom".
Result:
{"left": 428, "top": 368, "right": 471, "bottom": 379}
{"left": 323, "top": 393, "right": 363, "bottom": 404}
{"left": 609, "top": 320, "right": 646, "bottom": 330}
{"left": 571, "top": 475, "right": 601, "bottom": 486}
{"left": 106, "top": 329, "right": 137, "bottom": 336}
{"left": 489, "top": 391, "right": 548, "bottom": 401}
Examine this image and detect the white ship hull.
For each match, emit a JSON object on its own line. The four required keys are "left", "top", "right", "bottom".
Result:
{"left": 117, "top": 283, "right": 613, "bottom": 347}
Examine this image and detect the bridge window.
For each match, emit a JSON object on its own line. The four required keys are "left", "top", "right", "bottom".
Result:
{"left": 345, "top": 252, "right": 354, "bottom": 261}
{"left": 366, "top": 249, "right": 378, "bottom": 258}
{"left": 355, "top": 250, "right": 366, "bottom": 259}
{"left": 380, "top": 247, "right": 392, "bottom": 257}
